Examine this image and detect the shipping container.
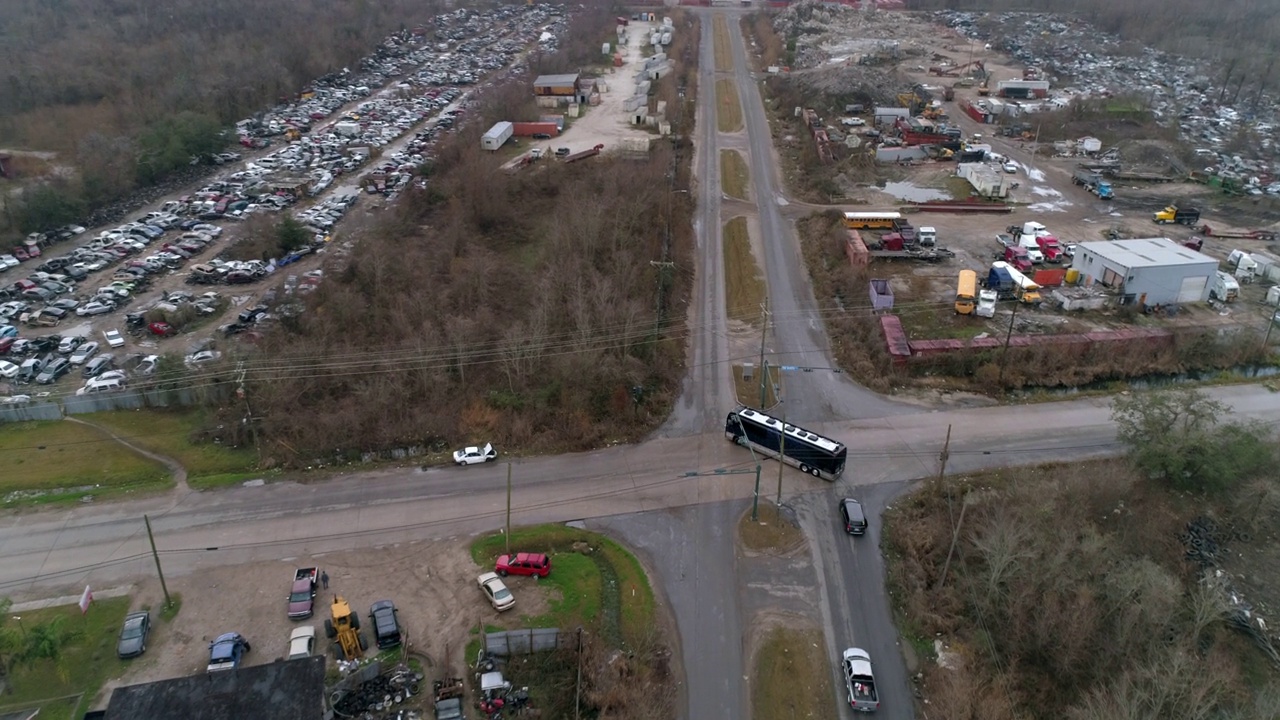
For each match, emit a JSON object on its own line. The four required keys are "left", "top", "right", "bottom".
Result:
{"left": 511, "top": 121, "right": 560, "bottom": 138}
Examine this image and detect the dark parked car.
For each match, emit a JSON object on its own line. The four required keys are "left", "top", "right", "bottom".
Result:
{"left": 369, "top": 600, "right": 402, "bottom": 649}
{"left": 207, "top": 632, "right": 251, "bottom": 672}
{"left": 35, "top": 358, "right": 70, "bottom": 384}
{"left": 117, "top": 611, "right": 151, "bottom": 658}
{"left": 838, "top": 498, "right": 867, "bottom": 536}
{"left": 532, "top": 132, "right": 552, "bottom": 140}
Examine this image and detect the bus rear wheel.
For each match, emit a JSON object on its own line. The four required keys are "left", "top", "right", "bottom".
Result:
{"left": 799, "top": 464, "right": 810, "bottom": 475}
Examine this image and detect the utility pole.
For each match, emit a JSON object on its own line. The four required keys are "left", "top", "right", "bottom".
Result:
{"left": 937, "top": 497, "right": 968, "bottom": 591}
{"left": 758, "top": 300, "right": 770, "bottom": 407}
{"left": 144, "top": 515, "right": 172, "bottom": 607}
{"left": 937, "top": 424, "right": 952, "bottom": 484}
{"left": 751, "top": 463, "right": 762, "bottom": 522}
{"left": 235, "top": 362, "right": 260, "bottom": 460}
{"left": 1263, "top": 309, "right": 1278, "bottom": 353}
{"left": 996, "top": 297, "right": 1021, "bottom": 388}
{"left": 775, "top": 372, "right": 786, "bottom": 507}
{"left": 505, "top": 463, "right": 513, "bottom": 556}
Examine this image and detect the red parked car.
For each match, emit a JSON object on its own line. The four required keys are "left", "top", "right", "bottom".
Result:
{"left": 148, "top": 322, "right": 177, "bottom": 337}
{"left": 12, "top": 247, "right": 29, "bottom": 261}
{"left": 495, "top": 553, "right": 551, "bottom": 578}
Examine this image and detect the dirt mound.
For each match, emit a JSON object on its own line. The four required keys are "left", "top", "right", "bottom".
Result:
{"left": 788, "top": 63, "right": 908, "bottom": 104}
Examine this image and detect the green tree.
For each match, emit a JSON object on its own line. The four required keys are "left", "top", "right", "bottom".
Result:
{"left": 275, "top": 216, "right": 310, "bottom": 256}
{"left": 136, "top": 111, "right": 225, "bottom": 185}
{"left": 1111, "top": 389, "right": 1273, "bottom": 492}
{"left": 16, "top": 181, "right": 85, "bottom": 234}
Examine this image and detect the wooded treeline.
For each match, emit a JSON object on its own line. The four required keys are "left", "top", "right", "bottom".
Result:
{"left": 229, "top": 16, "right": 701, "bottom": 464}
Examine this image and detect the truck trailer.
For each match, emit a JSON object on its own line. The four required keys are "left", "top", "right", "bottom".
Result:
{"left": 1072, "top": 170, "right": 1114, "bottom": 199}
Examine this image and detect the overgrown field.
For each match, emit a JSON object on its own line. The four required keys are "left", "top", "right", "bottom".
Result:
{"left": 206, "top": 15, "right": 701, "bottom": 464}
{"left": 83, "top": 409, "right": 259, "bottom": 488}
{"left": 884, "top": 390, "right": 1280, "bottom": 718}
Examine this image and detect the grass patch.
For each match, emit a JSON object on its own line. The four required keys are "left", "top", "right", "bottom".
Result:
{"left": 157, "top": 593, "right": 182, "bottom": 622}
{"left": 713, "top": 15, "right": 733, "bottom": 72}
{"left": 470, "top": 524, "right": 655, "bottom": 646}
{"left": 716, "top": 79, "right": 743, "bottom": 133}
{"left": 723, "top": 217, "right": 767, "bottom": 324}
{"left": 1, "top": 595, "right": 133, "bottom": 718}
{"left": 720, "top": 149, "right": 749, "bottom": 200}
{"left": 84, "top": 409, "right": 257, "bottom": 484}
{"left": 0, "top": 420, "right": 169, "bottom": 501}
{"left": 733, "top": 363, "right": 779, "bottom": 408}
{"left": 752, "top": 626, "right": 832, "bottom": 720}
{"left": 899, "top": 304, "right": 990, "bottom": 341}
{"left": 738, "top": 504, "right": 805, "bottom": 553}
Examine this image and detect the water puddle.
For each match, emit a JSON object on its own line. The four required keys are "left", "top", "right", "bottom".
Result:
{"left": 878, "top": 181, "right": 951, "bottom": 202}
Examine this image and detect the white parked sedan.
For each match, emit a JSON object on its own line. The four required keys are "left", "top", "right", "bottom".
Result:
{"left": 453, "top": 443, "right": 497, "bottom": 466}
{"left": 76, "top": 301, "right": 115, "bottom": 316}
{"left": 103, "top": 329, "right": 126, "bottom": 348}
{"left": 287, "top": 626, "right": 317, "bottom": 661}
{"left": 477, "top": 572, "right": 515, "bottom": 612}
{"left": 0, "top": 361, "right": 19, "bottom": 379}
{"left": 184, "top": 350, "right": 222, "bottom": 367}
{"left": 69, "top": 341, "right": 100, "bottom": 366}
{"left": 0, "top": 254, "right": 20, "bottom": 269}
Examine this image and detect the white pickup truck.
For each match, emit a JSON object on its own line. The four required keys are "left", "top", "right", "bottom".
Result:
{"left": 842, "top": 647, "right": 880, "bottom": 712}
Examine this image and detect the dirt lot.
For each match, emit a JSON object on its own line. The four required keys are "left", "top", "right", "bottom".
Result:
{"left": 94, "top": 537, "right": 554, "bottom": 706}
{"left": 512, "top": 18, "right": 666, "bottom": 162}
{"left": 761, "top": 9, "right": 1280, "bottom": 346}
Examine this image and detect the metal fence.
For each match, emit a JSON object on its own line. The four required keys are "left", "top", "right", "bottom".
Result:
{"left": 483, "top": 628, "right": 567, "bottom": 657}
{"left": 0, "top": 385, "right": 217, "bottom": 425}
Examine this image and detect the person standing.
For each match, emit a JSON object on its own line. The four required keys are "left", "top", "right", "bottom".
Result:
{"left": 320, "top": 570, "right": 329, "bottom": 589}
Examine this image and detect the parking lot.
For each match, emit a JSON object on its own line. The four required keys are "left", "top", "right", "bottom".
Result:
{"left": 97, "top": 537, "right": 555, "bottom": 700}
{"left": 0, "top": 4, "right": 570, "bottom": 404}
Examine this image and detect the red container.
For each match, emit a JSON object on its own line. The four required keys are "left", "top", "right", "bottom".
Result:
{"left": 511, "top": 122, "right": 560, "bottom": 138}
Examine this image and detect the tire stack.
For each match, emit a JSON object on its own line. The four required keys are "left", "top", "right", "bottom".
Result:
{"left": 331, "top": 670, "right": 423, "bottom": 718}
{"left": 1177, "top": 515, "right": 1250, "bottom": 569}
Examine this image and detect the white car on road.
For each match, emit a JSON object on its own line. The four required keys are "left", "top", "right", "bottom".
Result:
{"left": 453, "top": 443, "right": 497, "bottom": 466}
{"left": 103, "top": 329, "right": 126, "bottom": 349}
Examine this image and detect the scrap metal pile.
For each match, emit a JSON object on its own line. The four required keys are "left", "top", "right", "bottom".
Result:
{"left": 936, "top": 11, "right": 1280, "bottom": 194}
{"left": 332, "top": 663, "right": 425, "bottom": 719}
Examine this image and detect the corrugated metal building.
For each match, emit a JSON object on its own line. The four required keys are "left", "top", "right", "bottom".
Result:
{"left": 533, "top": 73, "right": 582, "bottom": 97}
{"left": 1071, "top": 238, "right": 1218, "bottom": 306}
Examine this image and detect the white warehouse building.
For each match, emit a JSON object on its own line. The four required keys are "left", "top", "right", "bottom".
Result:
{"left": 1070, "top": 238, "right": 1218, "bottom": 306}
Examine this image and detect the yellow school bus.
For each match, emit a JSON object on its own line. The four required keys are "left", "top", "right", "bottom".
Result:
{"left": 955, "top": 269, "right": 977, "bottom": 315}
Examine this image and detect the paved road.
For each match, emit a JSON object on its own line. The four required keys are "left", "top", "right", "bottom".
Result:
{"left": 724, "top": 14, "right": 912, "bottom": 426}
{"left": 660, "top": 12, "right": 735, "bottom": 439}
{"left": 590, "top": 502, "right": 743, "bottom": 720}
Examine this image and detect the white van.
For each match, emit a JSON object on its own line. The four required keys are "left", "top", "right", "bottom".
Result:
{"left": 76, "top": 377, "right": 124, "bottom": 395}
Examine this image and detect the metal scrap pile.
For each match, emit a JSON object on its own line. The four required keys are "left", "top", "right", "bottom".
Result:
{"left": 935, "top": 11, "right": 1280, "bottom": 194}
{"left": 332, "top": 664, "right": 425, "bottom": 719}
{"left": 775, "top": 1, "right": 934, "bottom": 71}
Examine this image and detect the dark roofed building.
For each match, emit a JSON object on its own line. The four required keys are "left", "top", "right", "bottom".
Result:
{"left": 100, "top": 657, "right": 326, "bottom": 720}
